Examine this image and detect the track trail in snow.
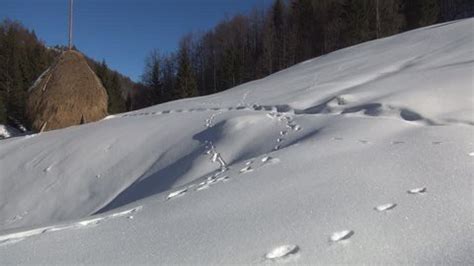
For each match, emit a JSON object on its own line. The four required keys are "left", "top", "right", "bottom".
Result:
{"left": 157, "top": 99, "right": 437, "bottom": 263}
{"left": 2, "top": 87, "right": 469, "bottom": 260}
{"left": 3, "top": 99, "right": 461, "bottom": 247}
{"left": 0, "top": 206, "right": 142, "bottom": 246}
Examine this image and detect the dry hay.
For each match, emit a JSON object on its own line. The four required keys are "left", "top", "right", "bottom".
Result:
{"left": 27, "top": 50, "right": 108, "bottom": 132}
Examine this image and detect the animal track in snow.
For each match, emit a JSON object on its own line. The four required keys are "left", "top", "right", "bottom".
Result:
{"left": 391, "top": 141, "right": 405, "bottom": 145}
{"left": 261, "top": 156, "right": 280, "bottom": 165}
{"left": 239, "top": 165, "right": 254, "bottom": 174}
{"left": 407, "top": 187, "right": 427, "bottom": 195}
{"left": 43, "top": 165, "right": 52, "bottom": 172}
{"left": 167, "top": 188, "right": 188, "bottom": 200}
{"left": 330, "top": 230, "right": 354, "bottom": 242}
{"left": 5, "top": 211, "right": 28, "bottom": 225}
{"left": 0, "top": 206, "right": 142, "bottom": 246}
{"left": 265, "top": 244, "right": 299, "bottom": 261}
{"left": 216, "top": 175, "right": 229, "bottom": 182}
{"left": 374, "top": 203, "right": 397, "bottom": 212}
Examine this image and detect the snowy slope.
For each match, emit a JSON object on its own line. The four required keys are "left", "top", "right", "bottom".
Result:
{"left": 0, "top": 19, "right": 473, "bottom": 264}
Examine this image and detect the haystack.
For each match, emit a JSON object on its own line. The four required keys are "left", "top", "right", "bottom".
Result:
{"left": 27, "top": 50, "right": 108, "bottom": 132}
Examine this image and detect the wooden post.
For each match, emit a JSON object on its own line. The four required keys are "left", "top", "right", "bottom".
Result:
{"left": 69, "top": 0, "right": 74, "bottom": 50}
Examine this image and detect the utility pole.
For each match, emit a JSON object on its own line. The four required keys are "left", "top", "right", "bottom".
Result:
{"left": 68, "top": 0, "right": 74, "bottom": 50}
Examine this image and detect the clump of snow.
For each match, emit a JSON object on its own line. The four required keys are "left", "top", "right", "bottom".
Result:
{"left": 407, "top": 187, "right": 427, "bottom": 195}
{"left": 265, "top": 244, "right": 299, "bottom": 260}
{"left": 0, "top": 125, "right": 20, "bottom": 139}
{"left": 374, "top": 203, "right": 397, "bottom": 212}
{"left": 330, "top": 230, "right": 355, "bottom": 242}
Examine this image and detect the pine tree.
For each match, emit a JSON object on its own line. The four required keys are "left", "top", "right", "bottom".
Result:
{"left": 175, "top": 37, "right": 198, "bottom": 99}
{"left": 95, "top": 60, "right": 126, "bottom": 114}
{"left": 403, "top": 0, "right": 439, "bottom": 30}
{"left": 108, "top": 72, "right": 126, "bottom": 114}
{"left": 142, "top": 49, "right": 162, "bottom": 104}
{"left": 0, "top": 86, "right": 6, "bottom": 124}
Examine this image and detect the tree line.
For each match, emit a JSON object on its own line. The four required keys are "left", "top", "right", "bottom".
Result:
{"left": 0, "top": 19, "right": 131, "bottom": 129}
{"left": 135, "top": 0, "right": 472, "bottom": 108}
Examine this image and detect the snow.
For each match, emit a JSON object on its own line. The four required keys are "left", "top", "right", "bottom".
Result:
{"left": 0, "top": 125, "right": 19, "bottom": 140}
{"left": 0, "top": 19, "right": 473, "bottom": 264}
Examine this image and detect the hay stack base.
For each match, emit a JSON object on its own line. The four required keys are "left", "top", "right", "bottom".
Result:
{"left": 27, "top": 50, "right": 108, "bottom": 132}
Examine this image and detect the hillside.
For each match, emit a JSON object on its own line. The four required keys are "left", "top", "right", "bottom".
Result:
{"left": 0, "top": 19, "right": 473, "bottom": 264}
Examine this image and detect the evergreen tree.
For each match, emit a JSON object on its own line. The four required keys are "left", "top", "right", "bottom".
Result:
{"left": 142, "top": 49, "right": 162, "bottom": 104}
{"left": 403, "top": 0, "right": 439, "bottom": 30}
{"left": 108, "top": 72, "right": 126, "bottom": 114}
{"left": 0, "top": 97, "right": 6, "bottom": 124}
{"left": 95, "top": 60, "right": 126, "bottom": 114}
{"left": 342, "top": 0, "right": 373, "bottom": 46}
{"left": 175, "top": 37, "right": 198, "bottom": 99}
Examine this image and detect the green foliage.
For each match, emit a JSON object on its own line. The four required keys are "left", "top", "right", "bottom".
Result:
{"left": 95, "top": 60, "right": 126, "bottom": 114}
{"left": 132, "top": 0, "right": 461, "bottom": 110}
{"left": 0, "top": 19, "right": 54, "bottom": 128}
{"left": 142, "top": 50, "right": 163, "bottom": 104}
{"left": 175, "top": 37, "right": 198, "bottom": 99}
{"left": 0, "top": 93, "right": 6, "bottom": 124}
{"left": 403, "top": 0, "right": 439, "bottom": 30}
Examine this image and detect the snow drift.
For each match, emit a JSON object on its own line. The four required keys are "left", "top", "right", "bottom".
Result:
{"left": 0, "top": 19, "right": 473, "bottom": 264}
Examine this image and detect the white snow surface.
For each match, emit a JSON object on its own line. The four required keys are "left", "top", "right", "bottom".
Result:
{"left": 0, "top": 125, "right": 19, "bottom": 140}
{"left": 1, "top": 19, "right": 473, "bottom": 264}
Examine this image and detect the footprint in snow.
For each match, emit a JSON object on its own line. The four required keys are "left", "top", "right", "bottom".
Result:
{"left": 43, "top": 166, "right": 52, "bottom": 173}
{"left": 287, "top": 124, "right": 301, "bottom": 131}
{"left": 216, "top": 175, "right": 229, "bottom": 182}
{"left": 206, "top": 175, "right": 218, "bottom": 185}
{"left": 391, "top": 141, "right": 405, "bottom": 145}
{"left": 280, "top": 130, "right": 287, "bottom": 136}
{"left": 196, "top": 184, "right": 210, "bottom": 191}
{"left": 265, "top": 244, "right": 299, "bottom": 261}
{"left": 75, "top": 217, "right": 103, "bottom": 227}
{"left": 274, "top": 145, "right": 281, "bottom": 151}
{"left": 261, "top": 156, "right": 280, "bottom": 165}
{"left": 239, "top": 165, "right": 253, "bottom": 174}
{"left": 407, "top": 187, "right": 426, "bottom": 195}
{"left": 167, "top": 188, "right": 187, "bottom": 200}
{"left": 330, "top": 230, "right": 354, "bottom": 243}
{"left": 374, "top": 203, "right": 397, "bottom": 212}
{"left": 277, "top": 138, "right": 284, "bottom": 143}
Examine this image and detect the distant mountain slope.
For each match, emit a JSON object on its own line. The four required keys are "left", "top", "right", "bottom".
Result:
{"left": 0, "top": 19, "right": 472, "bottom": 264}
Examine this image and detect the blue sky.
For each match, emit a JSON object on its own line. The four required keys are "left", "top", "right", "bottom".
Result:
{"left": 0, "top": 0, "right": 269, "bottom": 81}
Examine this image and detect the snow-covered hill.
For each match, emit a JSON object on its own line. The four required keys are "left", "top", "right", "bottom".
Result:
{"left": 0, "top": 19, "right": 473, "bottom": 264}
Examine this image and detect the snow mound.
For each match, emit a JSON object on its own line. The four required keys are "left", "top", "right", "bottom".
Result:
{"left": 0, "top": 19, "right": 473, "bottom": 264}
